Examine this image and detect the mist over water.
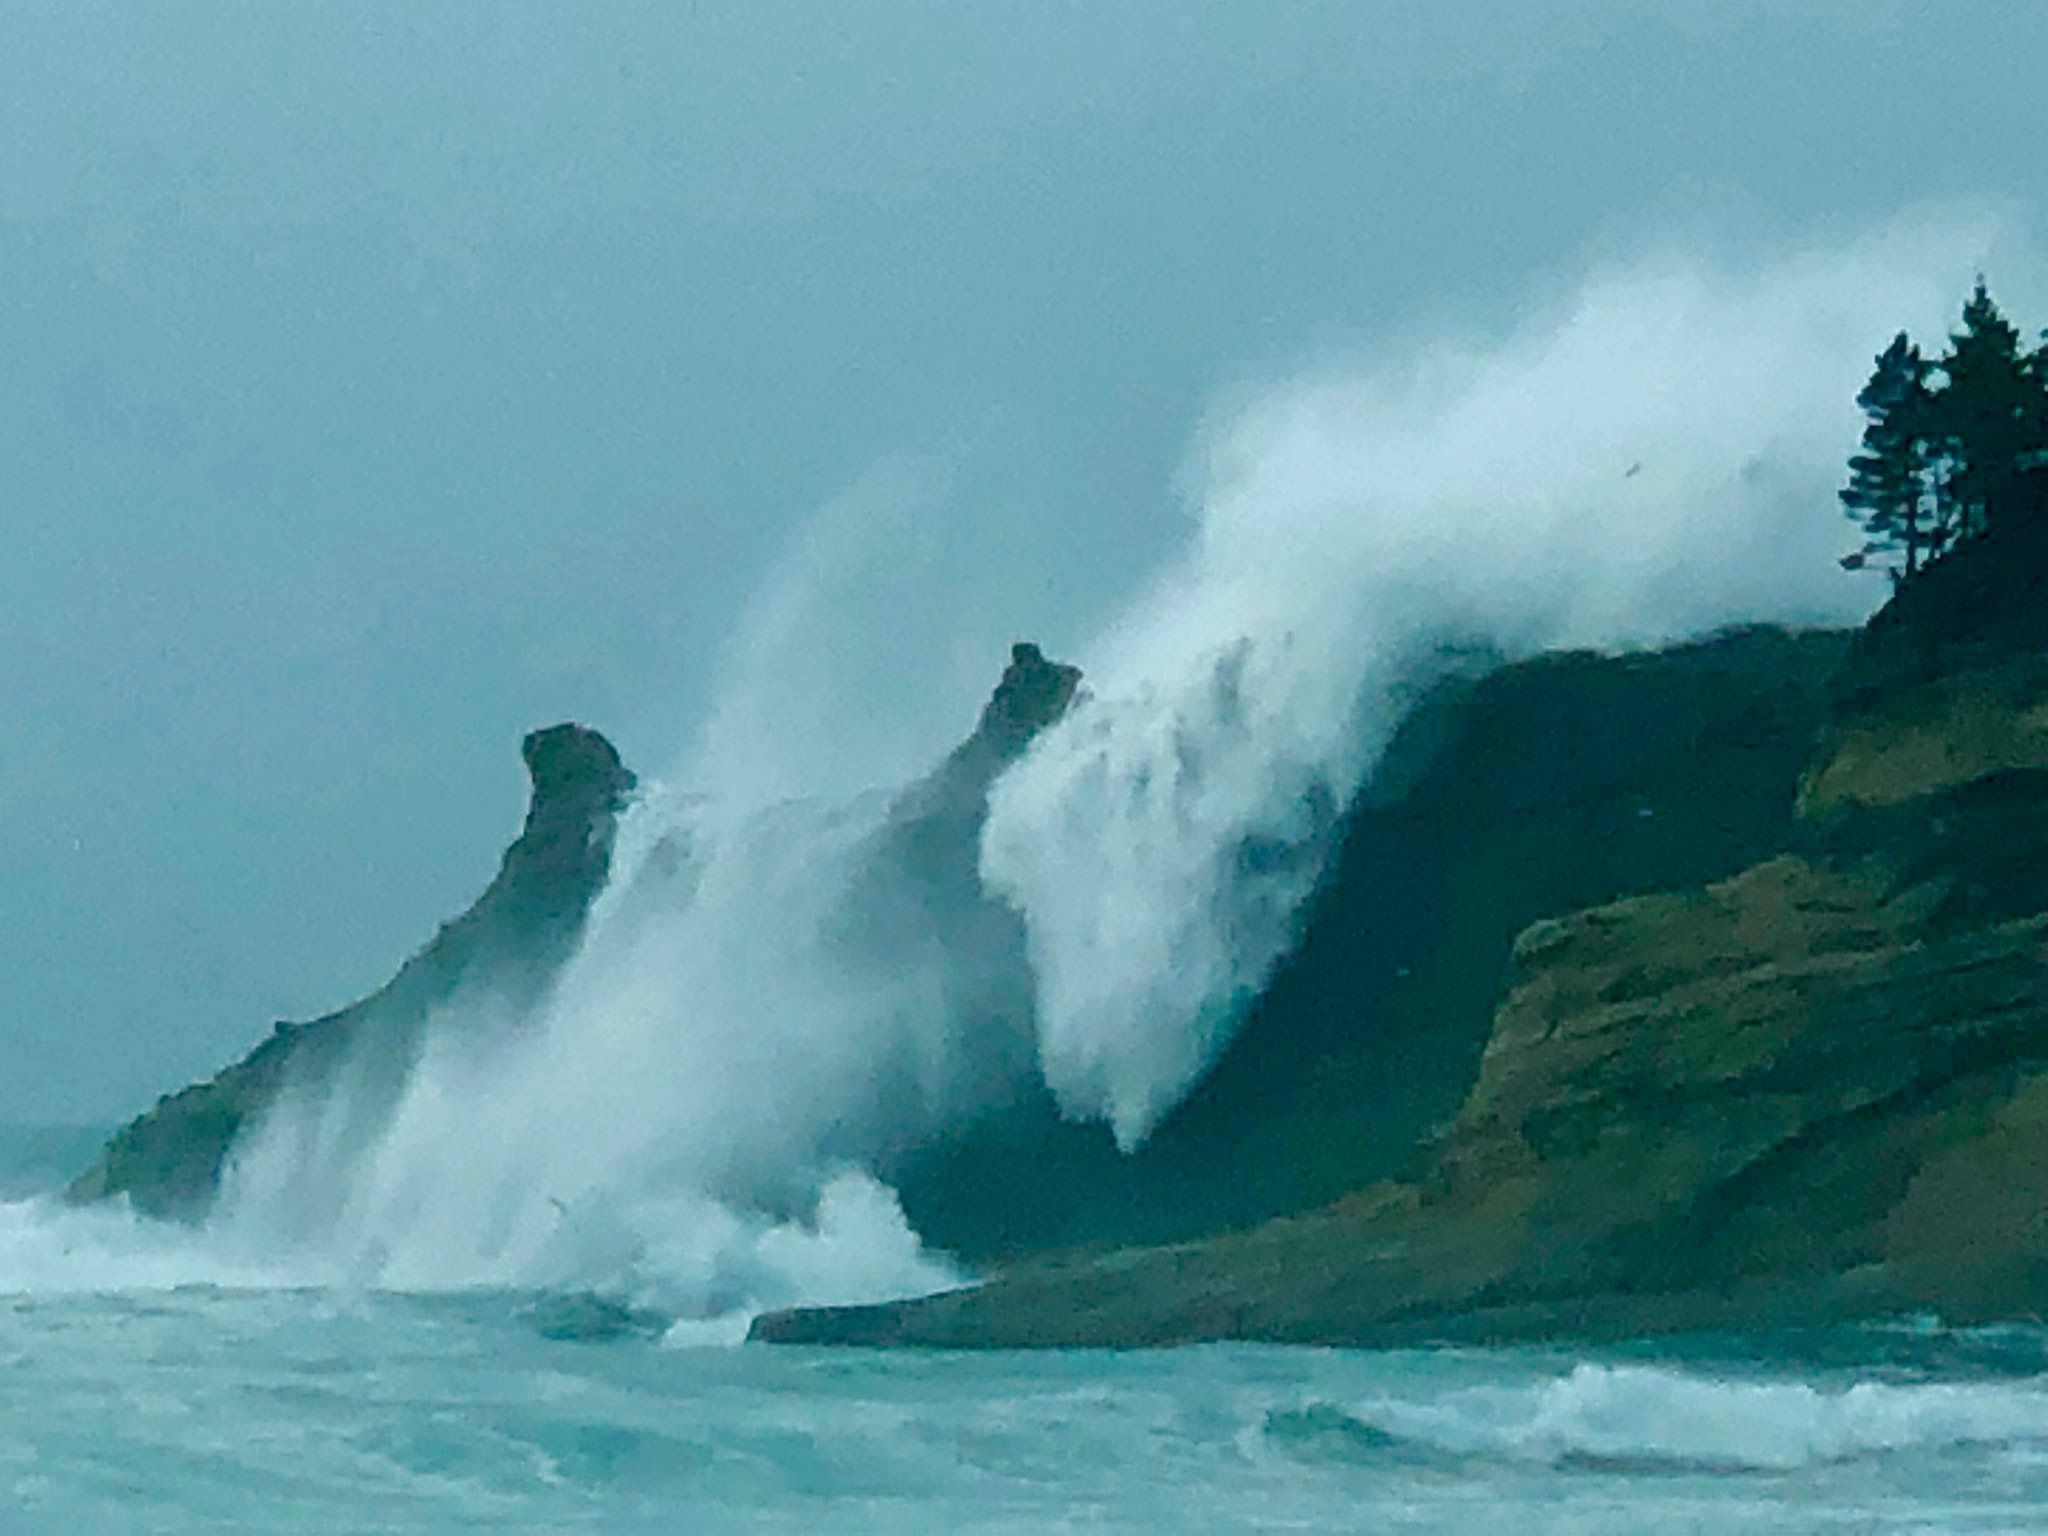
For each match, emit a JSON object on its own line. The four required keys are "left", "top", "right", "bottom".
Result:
{"left": 3, "top": 215, "right": 2011, "bottom": 1323}
{"left": 212, "top": 786, "right": 971, "bottom": 1319}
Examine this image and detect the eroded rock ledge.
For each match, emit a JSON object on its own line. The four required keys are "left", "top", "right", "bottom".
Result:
{"left": 757, "top": 597, "right": 2048, "bottom": 1348}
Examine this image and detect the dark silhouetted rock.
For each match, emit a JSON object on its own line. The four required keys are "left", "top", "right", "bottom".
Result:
{"left": 67, "top": 724, "right": 636, "bottom": 1218}
{"left": 523, "top": 1291, "right": 672, "bottom": 1343}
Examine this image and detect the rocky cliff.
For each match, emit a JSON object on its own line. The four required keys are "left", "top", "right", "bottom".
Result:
{"left": 756, "top": 553, "right": 2048, "bottom": 1347}
{"left": 67, "top": 725, "right": 635, "bottom": 1217}
{"left": 892, "top": 625, "right": 1853, "bottom": 1260}
{"left": 66, "top": 647, "right": 1084, "bottom": 1224}
{"left": 84, "top": 588, "right": 2047, "bottom": 1342}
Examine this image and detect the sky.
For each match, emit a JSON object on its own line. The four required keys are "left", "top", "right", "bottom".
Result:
{"left": 4, "top": 1, "right": 2047, "bottom": 1124}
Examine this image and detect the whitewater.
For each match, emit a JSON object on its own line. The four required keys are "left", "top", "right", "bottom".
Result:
{"left": 3, "top": 1193, "right": 2047, "bottom": 1534}
{"left": 188, "top": 221, "right": 1990, "bottom": 1317}
{"left": 6, "top": 219, "right": 2044, "bottom": 1530}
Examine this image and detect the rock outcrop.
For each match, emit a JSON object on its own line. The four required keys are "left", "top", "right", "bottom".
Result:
{"left": 809, "top": 641, "right": 1086, "bottom": 1177}
{"left": 67, "top": 725, "right": 635, "bottom": 1218}
{"left": 65, "top": 646, "right": 1084, "bottom": 1225}
{"left": 892, "top": 625, "right": 1854, "bottom": 1260}
{"left": 756, "top": 560, "right": 2048, "bottom": 1347}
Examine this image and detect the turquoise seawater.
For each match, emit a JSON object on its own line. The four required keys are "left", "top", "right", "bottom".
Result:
{"left": 5, "top": 1135, "right": 2046, "bottom": 1535}
{"left": 5, "top": 1248, "right": 2048, "bottom": 1533}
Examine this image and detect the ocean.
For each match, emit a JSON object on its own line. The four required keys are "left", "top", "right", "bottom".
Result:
{"left": 3, "top": 1176, "right": 2045, "bottom": 1534}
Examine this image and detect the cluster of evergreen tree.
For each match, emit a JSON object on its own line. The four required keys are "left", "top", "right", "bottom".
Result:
{"left": 1841, "top": 280, "right": 2048, "bottom": 583}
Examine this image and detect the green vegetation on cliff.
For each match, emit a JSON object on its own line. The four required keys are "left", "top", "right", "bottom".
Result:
{"left": 1840, "top": 279, "right": 2048, "bottom": 582}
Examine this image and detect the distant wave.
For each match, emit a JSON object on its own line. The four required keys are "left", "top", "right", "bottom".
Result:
{"left": 1268, "top": 1361, "right": 2048, "bottom": 1474}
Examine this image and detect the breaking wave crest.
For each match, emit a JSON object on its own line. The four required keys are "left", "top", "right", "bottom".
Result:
{"left": 0, "top": 1196, "right": 301, "bottom": 1295}
{"left": 981, "top": 220, "right": 1987, "bottom": 1145}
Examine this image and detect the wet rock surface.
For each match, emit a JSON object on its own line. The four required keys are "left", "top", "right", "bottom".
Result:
{"left": 759, "top": 618, "right": 2048, "bottom": 1348}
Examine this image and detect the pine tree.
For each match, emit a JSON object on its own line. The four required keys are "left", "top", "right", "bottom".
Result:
{"left": 1841, "top": 332, "right": 1936, "bottom": 580}
{"left": 1928, "top": 280, "right": 2044, "bottom": 542}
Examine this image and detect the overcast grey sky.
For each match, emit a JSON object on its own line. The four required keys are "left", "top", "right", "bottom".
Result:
{"left": 4, "top": 1, "right": 2046, "bottom": 1123}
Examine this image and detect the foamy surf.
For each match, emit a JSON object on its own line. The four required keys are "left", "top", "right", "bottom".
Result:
{"left": 1281, "top": 1361, "right": 2048, "bottom": 1474}
{"left": 0, "top": 1196, "right": 304, "bottom": 1296}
